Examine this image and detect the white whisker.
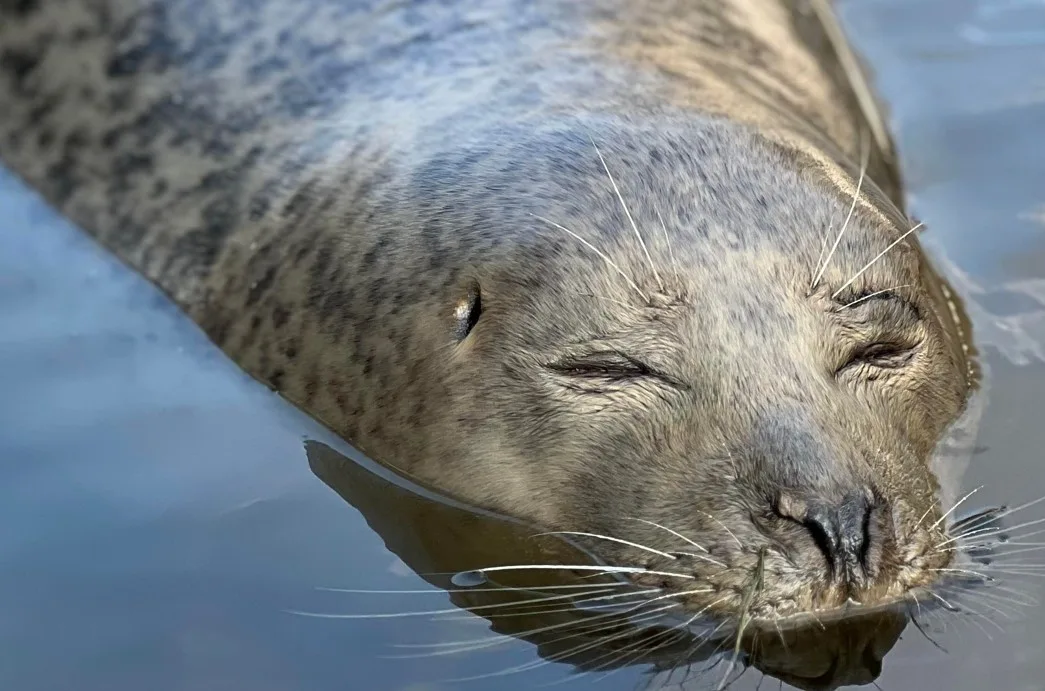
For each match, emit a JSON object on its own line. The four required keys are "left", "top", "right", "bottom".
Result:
{"left": 625, "top": 517, "right": 717, "bottom": 557}
{"left": 392, "top": 600, "right": 674, "bottom": 658}
{"left": 589, "top": 596, "right": 730, "bottom": 682}
{"left": 534, "top": 530, "right": 679, "bottom": 560}
{"left": 703, "top": 511, "right": 744, "bottom": 550}
{"left": 470, "top": 564, "right": 698, "bottom": 581}
{"left": 928, "top": 486, "right": 984, "bottom": 532}
{"left": 843, "top": 284, "right": 912, "bottom": 308}
{"left": 979, "top": 544, "right": 1045, "bottom": 559}
{"left": 655, "top": 207, "right": 681, "bottom": 289}
{"left": 940, "top": 513, "right": 1045, "bottom": 549}
{"left": 530, "top": 213, "right": 648, "bottom": 301}
{"left": 441, "top": 604, "right": 682, "bottom": 679}
{"left": 285, "top": 586, "right": 621, "bottom": 620}
{"left": 831, "top": 221, "right": 925, "bottom": 299}
{"left": 590, "top": 136, "right": 663, "bottom": 292}
{"left": 577, "top": 292, "right": 632, "bottom": 308}
{"left": 315, "top": 583, "right": 634, "bottom": 595}
{"left": 811, "top": 132, "right": 869, "bottom": 291}
{"left": 434, "top": 587, "right": 661, "bottom": 621}
{"left": 929, "top": 567, "right": 993, "bottom": 582}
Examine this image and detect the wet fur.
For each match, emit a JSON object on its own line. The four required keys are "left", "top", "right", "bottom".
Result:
{"left": 0, "top": 0, "right": 977, "bottom": 621}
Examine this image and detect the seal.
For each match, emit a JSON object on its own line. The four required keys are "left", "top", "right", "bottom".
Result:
{"left": 0, "top": 0, "right": 985, "bottom": 629}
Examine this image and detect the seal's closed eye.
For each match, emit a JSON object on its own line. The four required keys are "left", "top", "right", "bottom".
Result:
{"left": 548, "top": 351, "right": 652, "bottom": 380}
{"left": 842, "top": 341, "right": 919, "bottom": 371}
{"left": 546, "top": 351, "right": 689, "bottom": 390}
{"left": 831, "top": 290, "right": 923, "bottom": 374}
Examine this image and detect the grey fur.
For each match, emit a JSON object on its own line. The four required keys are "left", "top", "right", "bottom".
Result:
{"left": 0, "top": 0, "right": 978, "bottom": 621}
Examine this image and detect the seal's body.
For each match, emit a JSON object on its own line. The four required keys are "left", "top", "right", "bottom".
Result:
{"left": 0, "top": 0, "right": 978, "bottom": 624}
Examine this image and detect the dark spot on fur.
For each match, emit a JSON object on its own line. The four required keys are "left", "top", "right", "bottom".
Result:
{"left": 0, "top": 47, "right": 40, "bottom": 88}
{"left": 271, "top": 305, "right": 290, "bottom": 329}
{"left": 246, "top": 266, "right": 277, "bottom": 306}
{"left": 36, "top": 127, "right": 54, "bottom": 149}
{"left": 0, "top": 0, "right": 40, "bottom": 16}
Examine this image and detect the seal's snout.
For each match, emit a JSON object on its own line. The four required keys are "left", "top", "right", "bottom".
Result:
{"left": 775, "top": 487, "right": 886, "bottom": 588}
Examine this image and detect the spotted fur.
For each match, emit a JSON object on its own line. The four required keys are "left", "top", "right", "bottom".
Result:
{"left": 0, "top": 0, "right": 979, "bottom": 622}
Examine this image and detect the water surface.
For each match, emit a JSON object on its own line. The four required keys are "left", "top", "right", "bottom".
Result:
{"left": 2, "top": 0, "right": 1045, "bottom": 689}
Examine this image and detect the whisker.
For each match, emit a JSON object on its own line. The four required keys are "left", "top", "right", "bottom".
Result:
{"left": 928, "top": 486, "right": 984, "bottom": 532}
{"left": 391, "top": 601, "right": 675, "bottom": 658}
{"left": 811, "top": 132, "right": 869, "bottom": 291}
{"left": 434, "top": 587, "right": 662, "bottom": 621}
{"left": 908, "top": 609, "right": 948, "bottom": 653}
{"left": 812, "top": 228, "right": 830, "bottom": 292}
{"left": 977, "top": 544, "right": 1045, "bottom": 559}
{"left": 929, "top": 590, "right": 959, "bottom": 611}
{"left": 936, "top": 585, "right": 1015, "bottom": 618}
{"left": 969, "top": 569, "right": 1045, "bottom": 579}
{"left": 440, "top": 604, "right": 682, "bottom": 680}
{"left": 989, "top": 582, "right": 1041, "bottom": 599}
{"left": 977, "top": 494, "right": 1045, "bottom": 524}
{"left": 465, "top": 563, "right": 698, "bottom": 579}
{"left": 959, "top": 610, "right": 997, "bottom": 641}
{"left": 928, "top": 567, "right": 993, "bottom": 582}
{"left": 590, "top": 136, "right": 663, "bottom": 292}
{"left": 831, "top": 221, "right": 925, "bottom": 299}
{"left": 842, "top": 284, "right": 912, "bottom": 308}
{"left": 554, "top": 595, "right": 730, "bottom": 685}
{"left": 534, "top": 530, "right": 678, "bottom": 561}
{"left": 577, "top": 292, "right": 632, "bottom": 308}
{"left": 588, "top": 616, "right": 701, "bottom": 679}
{"left": 999, "top": 526, "right": 1045, "bottom": 543}
{"left": 285, "top": 587, "right": 622, "bottom": 620}
{"left": 953, "top": 601, "right": 1007, "bottom": 634}
{"left": 655, "top": 207, "right": 681, "bottom": 289}
{"left": 530, "top": 213, "right": 648, "bottom": 301}
{"left": 717, "top": 547, "right": 766, "bottom": 690}
{"left": 702, "top": 511, "right": 744, "bottom": 550}
{"left": 671, "top": 551, "right": 729, "bottom": 568}
{"left": 941, "top": 513, "right": 1045, "bottom": 549}
{"left": 315, "top": 583, "right": 634, "bottom": 595}
{"left": 937, "top": 526, "right": 1004, "bottom": 548}
{"left": 943, "top": 586, "right": 1036, "bottom": 611}
{"left": 624, "top": 518, "right": 725, "bottom": 565}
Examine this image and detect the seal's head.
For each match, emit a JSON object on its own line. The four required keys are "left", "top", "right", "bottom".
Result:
{"left": 357, "top": 116, "right": 977, "bottom": 624}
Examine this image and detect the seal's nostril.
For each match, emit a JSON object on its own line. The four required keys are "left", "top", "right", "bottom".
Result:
{"left": 803, "top": 503, "right": 844, "bottom": 571}
{"left": 774, "top": 488, "right": 878, "bottom": 580}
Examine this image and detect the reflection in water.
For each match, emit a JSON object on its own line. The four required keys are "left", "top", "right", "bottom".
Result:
{"left": 305, "top": 440, "right": 1012, "bottom": 690}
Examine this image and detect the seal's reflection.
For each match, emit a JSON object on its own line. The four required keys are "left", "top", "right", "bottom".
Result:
{"left": 306, "top": 440, "right": 912, "bottom": 690}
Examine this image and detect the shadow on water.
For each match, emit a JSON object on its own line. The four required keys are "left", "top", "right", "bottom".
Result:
{"left": 306, "top": 440, "right": 1009, "bottom": 691}
{"left": 2, "top": 0, "right": 1045, "bottom": 689}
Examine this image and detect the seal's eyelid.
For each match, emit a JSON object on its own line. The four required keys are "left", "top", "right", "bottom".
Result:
{"left": 833, "top": 288, "right": 922, "bottom": 321}
{"left": 546, "top": 351, "right": 647, "bottom": 378}
{"left": 546, "top": 351, "right": 689, "bottom": 389}
{"left": 839, "top": 340, "right": 920, "bottom": 373}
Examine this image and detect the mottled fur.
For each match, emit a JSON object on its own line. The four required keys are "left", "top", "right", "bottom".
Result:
{"left": 0, "top": 0, "right": 977, "bottom": 621}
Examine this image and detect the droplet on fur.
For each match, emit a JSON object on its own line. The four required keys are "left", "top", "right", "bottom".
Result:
{"left": 451, "top": 570, "right": 487, "bottom": 587}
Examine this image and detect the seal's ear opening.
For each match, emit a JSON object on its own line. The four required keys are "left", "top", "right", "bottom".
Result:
{"left": 452, "top": 279, "right": 482, "bottom": 342}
